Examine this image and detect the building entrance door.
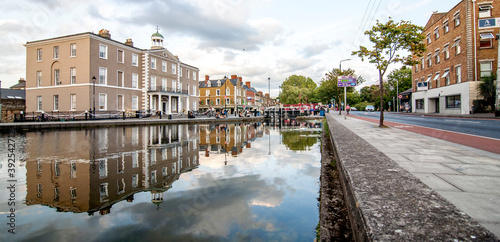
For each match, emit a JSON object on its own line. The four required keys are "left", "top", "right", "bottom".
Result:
{"left": 435, "top": 98, "right": 440, "bottom": 113}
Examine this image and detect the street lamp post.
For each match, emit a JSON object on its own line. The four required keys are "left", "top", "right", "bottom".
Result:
{"left": 92, "top": 76, "right": 96, "bottom": 119}
{"left": 224, "top": 77, "right": 227, "bottom": 114}
{"left": 339, "top": 59, "right": 351, "bottom": 119}
{"left": 496, "top": 34, "right": 500, "bottom": 116}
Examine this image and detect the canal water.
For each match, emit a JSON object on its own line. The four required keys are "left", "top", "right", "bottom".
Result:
{"left": 0, "top": 120, "right": 322, "bottom": 241}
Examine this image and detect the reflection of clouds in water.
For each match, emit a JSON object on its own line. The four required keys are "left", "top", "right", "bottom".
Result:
{"left": 18, "top": 174, "right": 285, "bottom": 241}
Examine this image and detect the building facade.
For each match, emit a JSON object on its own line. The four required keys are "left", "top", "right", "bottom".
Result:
{"left": 198, "top": 75, "right": 246, "bottom": 114}
{"left": 412, "top": 0, "right": 497, "bottom": 114}
{"left": 24, "top": 29, "right": 199, "bottom": 116}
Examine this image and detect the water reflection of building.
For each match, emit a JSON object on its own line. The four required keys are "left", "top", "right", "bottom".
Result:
{"left": 199, "top": 123, "right": 264, "bottom": 157}
{"left": 25, "top": 124, "right": 199, "bottom": 215}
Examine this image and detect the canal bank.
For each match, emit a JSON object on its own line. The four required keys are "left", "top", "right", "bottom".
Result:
{"left": 0, "top": 115, "right": 264, "bottom": 132}
{"left": 325, "top": 114, "right": 499, "bottom": 240}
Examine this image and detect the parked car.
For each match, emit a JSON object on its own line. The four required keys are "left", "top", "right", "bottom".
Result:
{"left": 350, "top": 107, "right": 358, "bottom": 111}
{"left": 365, "top": 105, "right": 375, "bottom": 112}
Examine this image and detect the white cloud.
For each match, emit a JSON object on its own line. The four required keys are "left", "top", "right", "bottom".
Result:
{"left": 0, "top": 0, "right": 460, "bottom": 92}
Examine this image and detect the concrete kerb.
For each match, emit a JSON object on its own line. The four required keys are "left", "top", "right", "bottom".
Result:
{"left": 326, "top": 114, "right": 498, "bottom": 241}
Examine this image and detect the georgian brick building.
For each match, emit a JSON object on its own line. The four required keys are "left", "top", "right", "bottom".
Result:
{"left": 412, "top": 0, "right": 497, "bottom": 114}
{"left": 24, "top": 29, "right": 199, "bottom": 116}
{"left": 198, "top": 75, "right": 246, "bottom": 113}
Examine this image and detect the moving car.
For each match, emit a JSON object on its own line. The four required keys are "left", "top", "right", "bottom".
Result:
{"left": 365, "top": 105, "right": 375, "bottom": 112}
{"left": 350, "top": 107, "right": 358, "bottom": 111}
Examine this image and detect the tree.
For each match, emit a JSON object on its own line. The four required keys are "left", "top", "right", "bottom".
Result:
{"left": 317, "top": 68, "right": 365, "bottom": 108}
{"left": 387, "top": 67, "right": 412, "bottom": 110}
{"left": 279, "top": 75, "right": 316, "bottom": 104}
{"left": 352, "top": 18, "right": 426, "bottom": 127}
{"left": 477, "top": 72, "right": 497, "bottom": 112}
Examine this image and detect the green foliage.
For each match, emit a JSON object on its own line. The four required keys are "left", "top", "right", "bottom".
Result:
{"left": 387, "top": 66, "right": 412, "bottom": 98}
{"left": 352, "top": 18, "right": 426, "bottom": 126}
{"left": 316, "top": 68, "right": 365, "bottom": 107}
{"left": 279, "top": 75, "right": 317, "bottom": 104}
{"left": 281, "top": 130, "right": 319, "bottom": 151}
{"left": 477, "top": 72, "right": 497, "bottom": 112}
{"left": 354, "top": 101, "right": 375, "bottom": 111}
{"left": 359, "top": 85, "right": 380, "bottom": 103}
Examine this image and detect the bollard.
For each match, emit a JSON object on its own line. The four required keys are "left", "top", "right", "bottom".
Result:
{"left": 123, "top": 112, "right": 126, "bottom": 120}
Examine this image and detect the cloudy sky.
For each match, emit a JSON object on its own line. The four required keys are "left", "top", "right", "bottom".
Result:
{"left": 1, "top": 0, "right": 458, "bottom": 96}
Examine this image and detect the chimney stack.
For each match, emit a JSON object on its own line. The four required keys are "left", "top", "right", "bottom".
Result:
{"left": 125, "top": 38, "right": 133, "bottom": 47}
{"left": 238, "top": 77, "right": 242, "bottom": 83}
{"left": 246, "top": 81, "right": 251, "bottom": 88}
{"left": 205, "top": 75, "right": 210, "bottom": 81}
{"left": 98, "top": 29, "right": 111, "bottom": 39}
{"left": 231, "top": 75, "right": 237, "bottom": 79}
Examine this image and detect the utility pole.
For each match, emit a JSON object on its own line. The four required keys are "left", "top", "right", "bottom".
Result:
{"left": 340, "top": 59, "right": 351, "bottom": 119}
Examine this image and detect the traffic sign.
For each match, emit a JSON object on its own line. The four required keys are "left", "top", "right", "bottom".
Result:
{"left": 398, "top": 94, "right": 403, "bottom": 99}
{"left": 337, "top": 76, "right": 357, "bottom": 87}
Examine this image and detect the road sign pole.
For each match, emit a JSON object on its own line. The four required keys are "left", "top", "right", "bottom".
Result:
{"left": 344, "top": 86, "right": 347, "bottom": 119}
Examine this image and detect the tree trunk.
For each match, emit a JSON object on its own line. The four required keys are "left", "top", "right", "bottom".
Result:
{"left": 379, "top": 70, "right": 384, "bottom": 127}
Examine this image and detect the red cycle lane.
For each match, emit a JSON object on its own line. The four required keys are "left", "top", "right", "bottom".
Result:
{"left": 351, "top": 115, "right": 500, "bottom": 155}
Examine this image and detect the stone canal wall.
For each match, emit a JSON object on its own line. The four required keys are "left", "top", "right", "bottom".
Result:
{"left": 0, "top": 117, "right": 264, "bottom": 132}
{"left": 325, "top": 115, "right": 497, "bottom": 241}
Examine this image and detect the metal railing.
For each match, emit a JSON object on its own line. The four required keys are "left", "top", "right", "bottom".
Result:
{"left": 18, "top": 110, "right": 152, "bottom": 122}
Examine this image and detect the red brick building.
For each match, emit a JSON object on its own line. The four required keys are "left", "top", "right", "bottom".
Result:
{"left": 412, "top": 0, "right": 498, "bottom": 114}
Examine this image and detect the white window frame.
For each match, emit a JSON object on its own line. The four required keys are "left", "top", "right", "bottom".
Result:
{"left": 434, "top": 50, "right": 440, "bottom": 63}
{"left": 172, "top": 80, "right": 176, "bottom": 92}
{"left": 434, "top": 27, "right": 439, "bottom": 40}
{"left": 99, "top": 67, "right": 107, "bottom": 85}
{"left": 443, "top": 69, "right": 450, "bottom": 86}
{"left": 162, "top": 78, "right": 167, "bottom": 91}
{"left": 172, "top": 64, "right": 176, "bottom": 74}
{"left": 37, "top": 71, "right": 42, "bottom": 87}
{"left": 70, "top": 67, "right": 76, "bottom": 84}
{"left": 70, "top": 94, "right": 76, "bottom": 111}
{"left": 37, "top": 48, "right": 42, "bottom": 61}
{"left": 53, "top": 46, "right": 59, "bottom": 59}
{"left": 99, "top": 44, "right": 108, "bottom": 59}
{"left": 37, "top": 96, "right": 42, "bottom": 111}
{"left": 70, "top": 43, "right": 76, "bottom": 57}
{"left": 479, "top": 4, "right": 493, "bottom": 18}
{"left": 443, "top": 21, "right": 449, "bottom": 33}
{"left": 151, "top": 76, "right": 157, "bottom": 89}
{"left": 443, "top": 44, "right": 450, "bottom": 59}
{"left": 132, "top": 73, "right": 138, "bottom": 89}
{"left": 455, "top": 65, "right": 462, "bottom": 83}
{"left": 117, "top": 94, "right": 124, "bottom": 111}
{"left": 54, "top": 69, "right": 60, "bottom": 85}
{"left": 479, "top": 32, "right": 494, "bottom": 48}
{"left": 454, "top": 13, "right": 460, "bottom": 26}
{"left": 216, "top": 89, "right": 220, "bottom": 96}
{"left": 99, "top": 93, "right": 107, "bottom": 110}
{"left": 206, "top": 90, "right": 210, "bottom": 96}
{"left": 132, "top": 53, "right": 138, "bottom": 66}
{"left": 117, "top": 70, "right": 124, "bottom": 87}
{"left": 117, "top": 49, "right": 124, "bottom": 63}
{"left": 193, "top": 72, "right": 197, "bottom": 80}
{"left": 480, "top": 61, "right": 493, "bottom": 77}
{"left": 151, "top": 57, "right": 156, "bottom": 69}
{"left": 216, "top": 98, "right": 220, "bottom": 105}
{"left": 53, "top": 95, "right": 59, "bottom": 111}
{"left": 162, "top": 61, "right": 167, "bottom": 72}
{"left": 132, "top": 95, "right": 138, "bottom": 110}
{"left": 453, "top": 39, "right": 461, "bottom": 55}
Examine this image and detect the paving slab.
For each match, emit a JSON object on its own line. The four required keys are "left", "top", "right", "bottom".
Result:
{"left": 411, "top": 173, "right": 462, "bottom": 192}
{"left": 327, "top": 114, "right": 500, "bottom": 240}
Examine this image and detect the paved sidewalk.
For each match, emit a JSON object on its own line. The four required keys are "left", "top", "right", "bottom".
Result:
{"left": 330, "top": 114, "right": 500, "bottom": 238}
